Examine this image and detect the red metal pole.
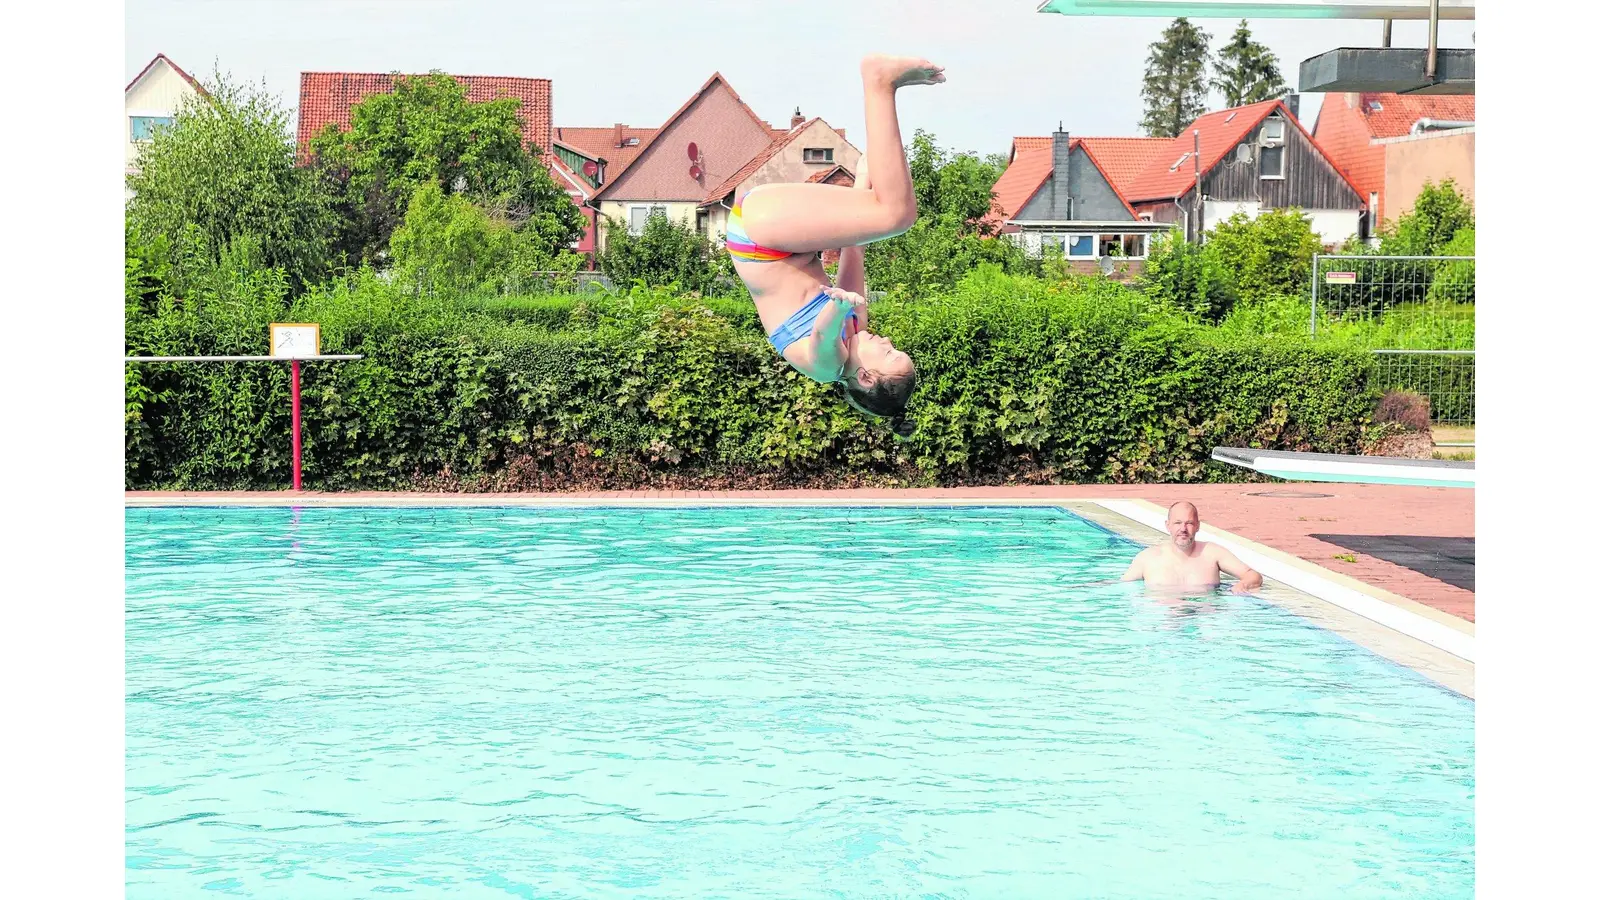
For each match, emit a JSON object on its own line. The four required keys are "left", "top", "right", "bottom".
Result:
{"left": 291, "top": 359, "right": 302, "bottom": 491}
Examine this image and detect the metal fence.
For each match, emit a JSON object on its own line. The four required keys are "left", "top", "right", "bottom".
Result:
{"left": 1310, "top": 254, "right": 1476, "bottom": 428}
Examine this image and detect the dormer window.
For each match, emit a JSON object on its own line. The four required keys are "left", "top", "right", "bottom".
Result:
{"left": 1169, "top": 152, "right": 1191, "bottom": 172}
{"left": 803, "top": 147, "right": 834, "bottom": 163}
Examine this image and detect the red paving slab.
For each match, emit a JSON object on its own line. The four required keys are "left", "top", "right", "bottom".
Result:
{"left": 128, "top": 483, "right": 1474, "bottom": 622}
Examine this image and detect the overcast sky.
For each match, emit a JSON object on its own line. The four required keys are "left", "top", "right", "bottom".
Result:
{"left": 127, "top": 0, "right": 1475, "bottom": 156}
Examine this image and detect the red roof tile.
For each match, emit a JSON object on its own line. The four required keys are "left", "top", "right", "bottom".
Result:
{"left": 553, "top": 126, "right": 658, "bottom": 174}
{"left": 1311, "top": 93, "right": 1388, "bottom": 219}
{"left": 807, "top": 164, "right": 854, "bottom": 186}
{"left": 1122, "top": 99, "right": 1360, "bottom": 206}
{"left": 296, "top": 71, "right": 552, "bottom": 157}
{"left": 1077, "top": 137, "right": 1172, "bottom": 198}
{"left": 987, "top": 135, "right": 1145, "bottom": 228}
{"left": 1311, "top": 92, "right": 1474, "bottom": 224}
{"left": 1124, "top": 100, "right": 1285, "bottom": 201}
{"left": 1356, "top": 92, "right": 1475, "bottom": 139}
{"left": 988, "top": 143, "right": 1055, "bottom": 229}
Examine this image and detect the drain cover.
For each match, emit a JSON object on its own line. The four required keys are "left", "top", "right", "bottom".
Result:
{"left": 1247, "top": 490, "right": 1334, "bottom": 499}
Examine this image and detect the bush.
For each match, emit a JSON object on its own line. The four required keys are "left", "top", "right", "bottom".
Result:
{"left": 597, "top": 213, "right": 739, "bottom": 297}
{"left": 1140, "top": 229, "right": 1238, "bottom": 322}
{"left": 1201, "top": 208, "right": 1323, "bottom": 306}
{"left": 1429, "top": 226, "right": 1475, "bottom": 303}
{"left": 1373, "top": 390, "right": 1431, "bottom": 432}
{"left": 126, "top": 251, "right": 1379, "bottom": 490}
{"left": 125, "top": 68, "right": 336, "bottom": 291}
{"left": 388, "top": 181, "right": 582, "bottom": 296}
{"left": 863, "top": 213, "right": 1042, "bottom": 298}
{"left": 1379, "top": 179, "right": 1473, "bottom": 256}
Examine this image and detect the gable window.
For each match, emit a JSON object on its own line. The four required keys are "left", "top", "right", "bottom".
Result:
{"left": 1258, "top": 116, "right": 1286, "bottom": 180}
{"left": 1259, "top": 145, "right": 1284, "bottom": 179}
{"left": 129, "top": 115, "right": 174, "bottom": 141}
{"left": 628, "top": 204, "right": 667, "bottom": 234}
{"left": 803, "top": 147, "right": 834, "bottom": 164}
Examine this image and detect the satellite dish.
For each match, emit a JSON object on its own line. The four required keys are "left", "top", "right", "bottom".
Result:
{"left": 1099, "top": 255, "right": 1116, "bottom": 276}
{"left": 1235, "top": 144, "right": 1253, "bottom": 164}
{"left": 686, "top": 142, "right": 699, "bottom": 161}
{"left": 689, "top": 164, "right": 703, "bottom": 180}
{"left": 582, "top": 160, "right": 598, "bottom": 177}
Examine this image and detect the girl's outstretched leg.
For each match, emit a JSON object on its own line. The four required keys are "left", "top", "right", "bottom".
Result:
{"left": 738, "top": 55, "right": 943, "bottom": 253}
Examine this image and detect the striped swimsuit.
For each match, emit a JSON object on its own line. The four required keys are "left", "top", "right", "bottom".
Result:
{"left": 724, "top": 193, "right": 794, "bottom": 263}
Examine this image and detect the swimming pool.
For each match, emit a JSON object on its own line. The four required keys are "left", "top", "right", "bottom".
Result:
{"left": 126, "top": 505, "right": 1474, "bottom": 898}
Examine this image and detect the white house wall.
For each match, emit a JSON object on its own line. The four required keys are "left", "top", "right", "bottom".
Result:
{"left": 126, "top": 61, "right": 199, "bottom": 173}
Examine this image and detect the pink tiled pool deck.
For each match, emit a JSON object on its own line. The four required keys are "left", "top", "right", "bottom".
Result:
{"left": 126, "top": 483, "right": 1475, "bottom": 622}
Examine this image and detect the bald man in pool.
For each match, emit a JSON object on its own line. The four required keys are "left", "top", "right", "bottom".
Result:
{"left": 1121, "top": 501, "right": 1263, "bottom": 595}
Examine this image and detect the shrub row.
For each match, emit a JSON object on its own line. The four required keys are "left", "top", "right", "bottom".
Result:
{"left": 126, "top": 251, "right": 1380, "bottom": 490}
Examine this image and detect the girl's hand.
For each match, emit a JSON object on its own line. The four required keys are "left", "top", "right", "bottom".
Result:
{"left": 821, "top": 285, "right": 866, "bottom": 314}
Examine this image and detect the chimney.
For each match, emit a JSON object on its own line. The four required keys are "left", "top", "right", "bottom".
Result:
{"left": 1052, "top": 123, "right": 1073, "bottom": 220}
{"left": 1284, "top": 93, "right": 1300, "bottom": 120}
{"left": 612, "top": 123, "right": 625, "bottom": 148}
{"left": 791, "top": 107, "right": 805, "bottom": 129}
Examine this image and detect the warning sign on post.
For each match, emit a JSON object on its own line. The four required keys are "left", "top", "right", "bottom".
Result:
{"left": 270, "top": 323, "right": 321, "bottom": 359}
{"left": 1324, "top": 271, "right": 1357, "bottom": 284}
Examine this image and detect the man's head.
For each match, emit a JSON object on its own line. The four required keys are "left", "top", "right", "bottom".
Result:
{"left": 1166, "top": 501, "right": 1200, "bottom": 550}
{"left": 842, "top": 331, "right": 917, "bottom": 437}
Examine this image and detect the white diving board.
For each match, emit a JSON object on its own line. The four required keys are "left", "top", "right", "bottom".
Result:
{"left": 1212, "top": 447, "right": 1474, "bottom": 489}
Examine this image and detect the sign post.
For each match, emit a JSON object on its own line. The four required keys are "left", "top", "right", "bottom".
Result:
{"left": 270, "top": 324, "right": 321, "bottom": 491}
{"left": 125, "top": 331, "right": 362, "bottom": 492}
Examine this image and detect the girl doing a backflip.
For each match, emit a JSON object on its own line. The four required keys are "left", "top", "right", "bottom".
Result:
{"left": 725, "top": 55, "right": 945, "bottom": 438}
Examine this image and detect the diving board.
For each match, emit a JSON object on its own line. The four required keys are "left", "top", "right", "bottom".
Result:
{"left": 1212, "top": 447, "right": 1474, "bottom": 488}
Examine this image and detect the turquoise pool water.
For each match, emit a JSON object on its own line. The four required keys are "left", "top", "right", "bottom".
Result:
{"left": 126, "top": 506, "right": 1474, "bottom": 899}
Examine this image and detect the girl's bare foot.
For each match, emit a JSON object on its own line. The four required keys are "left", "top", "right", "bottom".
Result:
{"left": 861, "top": 54, "right": 945, "bottom": 89}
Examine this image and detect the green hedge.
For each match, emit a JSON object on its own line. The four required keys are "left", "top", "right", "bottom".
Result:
{"left": 125, "top": 258, "right": 1379, "bottom": 490}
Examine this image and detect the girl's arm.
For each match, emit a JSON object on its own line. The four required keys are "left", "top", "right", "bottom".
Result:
{"left": 809, "top": 286, "right": 865, "bottom": 377}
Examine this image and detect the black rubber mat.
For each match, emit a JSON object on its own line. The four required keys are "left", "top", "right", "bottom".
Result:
{"left": 1310, "top": 534, "right": 1475, "bottom": 592}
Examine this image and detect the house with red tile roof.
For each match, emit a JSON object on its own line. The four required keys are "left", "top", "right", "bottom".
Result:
{"left": 1312, "top": 92, "right": 1473, "bottom": 231}
{"left": 577, "top": 73, "right": 859, "bottom": 254}
{"left": 126, "top": 53, "right": 204, "bottom": 176}
{"left": 987, "top": 129, "right": 1172, "bottom": 271}
{"left": 1123, "top": 98, "right": 1367, "bottom": 247}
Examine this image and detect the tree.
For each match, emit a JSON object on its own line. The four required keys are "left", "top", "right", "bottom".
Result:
{"left": 389, "top": 181, "right": 573, "bottom": 296}
{"left": 1201, "top": 208, "right": 1323, "bottom": 305}
{"left": 1212, "top": 20, "right": 1290, "bottom": 107}
{"left": 126, "top": 68, "right": 335, "bottom": 291}
{"left": 1140, "top": 18, "right": 1213, "bottom": 138}
{"left": 307, "top": 72, "right": 583, "bottom": 266}
{"left": 902, "top": 130, "right": 1009, "bottom": 234}
{"left": 861, "top": 131, "right": 1037, "bottom": 295}
{"left": 1140, "top": 229, "right": 1238, "bottom": 322}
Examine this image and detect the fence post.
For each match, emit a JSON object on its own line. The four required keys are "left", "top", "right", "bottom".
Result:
{"left": 1310, "top": 253, "right": 1320, "bottom": 337}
